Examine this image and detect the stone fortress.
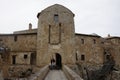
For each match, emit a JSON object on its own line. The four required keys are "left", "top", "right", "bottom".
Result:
{"left": 0, "top": 4, "right": 120, "bottom": 80}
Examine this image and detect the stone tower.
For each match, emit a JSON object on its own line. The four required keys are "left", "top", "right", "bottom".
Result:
{"left": 37, "top": 4, "right": 75, "bottom": 67}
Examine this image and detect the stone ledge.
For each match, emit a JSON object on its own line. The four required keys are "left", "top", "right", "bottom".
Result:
{"left": 28, "top": 65, "right": 49, "bottom": 80}
{"left": 63, "top": 65, "right": 83, "bottom": 80}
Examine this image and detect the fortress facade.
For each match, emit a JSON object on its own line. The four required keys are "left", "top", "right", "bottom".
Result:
{"left": 0, "top": 4, "right": 120, "bottom": 78}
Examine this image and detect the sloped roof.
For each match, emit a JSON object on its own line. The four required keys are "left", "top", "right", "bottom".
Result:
{"left": 105, "top": 36, "right": 120, "bottom": 39}
{"left": 75, "top": 33, "right": 101, "bottom": 38}
{"left": 37, "top": 4, "right": 74, "bottom": 18}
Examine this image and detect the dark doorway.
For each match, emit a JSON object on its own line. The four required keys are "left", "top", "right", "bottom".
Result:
{"left": 12, "top": 55, "right": 16, "bottom": 64}
{"left": 30, "top": 52, "right": 36, "bottom": 65}
{"left": 55, "top": 53, "right": 62, "bottom": 69}
{"left": 106, "top": 55, "right": 110, "bottom": 60}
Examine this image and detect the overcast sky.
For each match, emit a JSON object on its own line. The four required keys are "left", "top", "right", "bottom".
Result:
{"left": 0, "top": 0, "right": 120, "bottom": 37}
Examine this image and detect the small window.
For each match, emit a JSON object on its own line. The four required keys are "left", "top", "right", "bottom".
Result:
{"left": 59, "top": 23, "right": 61, "bottom": 26}
{"left": 14, "top": 35, "right": 17, "bottom": 42}
{"left": 93, "top": 39, "right": 96, "bottom": 44}
{"left": 12, "top": 55, "right": 16, "bottom": 64}
{"left": 76, "top": 53, "right": 78, "bottom": 61}
{"left": 48, "top": 25, "right": 51, "bottom": 43}
{"left": 54, "top": 14, "right": 59, "bottom": 22}
{"left": 81, "top": 55, "right": 85, "bottom": 61}
{"left": 81, "top": 39, "right": 84, "bottom": 44}
{"left": 24, "top": 55, "right": 28, "bottom": 59}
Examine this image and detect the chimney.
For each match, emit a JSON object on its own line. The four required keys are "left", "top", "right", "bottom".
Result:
{"left": 29, "top": 23, "right": 32, "bottom": 30}
{"left": 108, "top": 34, "right": 110, "bottom": 37}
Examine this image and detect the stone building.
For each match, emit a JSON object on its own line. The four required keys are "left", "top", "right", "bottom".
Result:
{"left": 0, "top": 4, "right": 120, "bottom": 79}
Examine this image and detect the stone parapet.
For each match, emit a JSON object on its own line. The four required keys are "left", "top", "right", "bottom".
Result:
{"left": 63, "top": 65, "right": 83, "bottom": 80}
{"left": 28, "top": 65, "right": 49, "bottom": 80}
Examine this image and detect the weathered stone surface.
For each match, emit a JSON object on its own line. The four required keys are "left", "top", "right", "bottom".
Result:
{"left": 37, "top": 4, "right": 76, "bottom": 66}
{"left": 63, "top": 65, "right": 83, "bottom": 80}
{"left": 0, "top": 4, "right": 119, "bottom": 79}
{"left": 28, "top": 65, "right": 49, "bottom": 80}
{"left": 75, "top": 34, "right": 104, "bottom": 67}
{"left": 111, "top": 71, "right": 120, "bottom": 80}
{"left": 0, "top": 34, "right": 37, "bottom": 52}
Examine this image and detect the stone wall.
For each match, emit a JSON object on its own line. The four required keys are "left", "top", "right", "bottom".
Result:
{"left": 8, "top": 65, "right": 32, "bottom": 78}
{"left": 75, "top": 34, "right": 104, "bottom": 67}
{"left": 0, "top": 34, "right": 37, "bottom": 78}
{"left": 10, "top": 52, "right": 31, "bottom": 65}
{"left": 0, "top": 34, "right": 37, "bottom": 52}
{"left": 106, "top": 38, "right": 120, "bottom": 69}
{"left": 111, "top": 71, "right": 120, "bottom": 80}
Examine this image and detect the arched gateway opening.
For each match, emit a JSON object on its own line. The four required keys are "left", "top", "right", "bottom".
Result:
{"left": 55, "top": 53, "right": 62, "bottom": 69}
